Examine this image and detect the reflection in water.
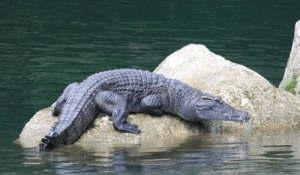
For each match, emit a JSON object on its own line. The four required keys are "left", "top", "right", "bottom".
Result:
{"left": 21, "top": 137, "right": 250, "bottom": 174}
{"left": 260, "top": 145, "right": 294, "bottom": 159}
{"left": 11, "top": 113, "right": 300, "bottom": 174}
{"left": 16, "top": 130, "right": 300, "bottom": 174}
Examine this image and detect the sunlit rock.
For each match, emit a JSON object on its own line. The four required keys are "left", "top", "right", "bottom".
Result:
{"left": 279, "top": 20, "right": 300, "bottom": 95}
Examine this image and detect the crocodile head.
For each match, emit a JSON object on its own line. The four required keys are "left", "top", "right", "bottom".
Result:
{"left": 179, "top": 93, "right": 250, "bottom": 122}
{"left": 192, "top": 93, "right": 251, "bottom": 122}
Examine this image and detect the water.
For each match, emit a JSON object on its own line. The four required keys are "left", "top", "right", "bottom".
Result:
{"left": 1, "top": 0, "right": 300, "bottom": 174}
{"left": 4, "top": 130, "right": 300, "bottom": 174}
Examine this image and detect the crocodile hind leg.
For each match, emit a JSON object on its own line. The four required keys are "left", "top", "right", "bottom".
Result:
{"left": 95, "top": 91, "right": 141, "bottom": 134}
{"left": 51, "top": 82, "right": 79, "bottom": 116}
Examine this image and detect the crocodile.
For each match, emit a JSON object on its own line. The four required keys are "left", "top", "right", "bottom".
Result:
{"left": 39, "top": 69, "right": 251, "bottom": 151}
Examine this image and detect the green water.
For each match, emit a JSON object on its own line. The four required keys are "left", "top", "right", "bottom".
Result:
{"left": 1, "top": 0, "right": 300, "bottom": 174}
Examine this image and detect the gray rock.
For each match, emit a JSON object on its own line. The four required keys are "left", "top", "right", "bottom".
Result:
{"left": 279, "top": 20, "right": 300, "bottom": 95}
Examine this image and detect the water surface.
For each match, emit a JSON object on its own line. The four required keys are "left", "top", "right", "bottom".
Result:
{"left": 1, "top": 0, "right": 300, "bottom": 174}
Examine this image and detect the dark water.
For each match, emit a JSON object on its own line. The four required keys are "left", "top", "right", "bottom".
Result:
{"left": 1, "top": 0, "right": 300, "bottom": 174}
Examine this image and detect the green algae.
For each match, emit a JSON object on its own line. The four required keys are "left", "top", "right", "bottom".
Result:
{"left": 282, "top": 71, "right": 299, "bottom": 95}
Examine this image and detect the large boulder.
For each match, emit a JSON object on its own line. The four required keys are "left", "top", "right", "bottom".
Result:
{"left": 16, "top": 43, "right": 300, "bottom": 151}
{"left": 279, "top": 20, "right": 300, "bottom": 95}
{"left": 155, "top": 44, "right": 300, "bottom": 130}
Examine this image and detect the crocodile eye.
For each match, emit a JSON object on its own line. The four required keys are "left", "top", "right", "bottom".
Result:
{"left": 214, "top": 97, "right": 222, "bottom": 103}
{"left": 201, "top": 96, "right": 212, "bottom": 101}
{"left": 215, "top": 96, "right": 224, "bottom": 104}
{"left": 201, "top": 95, "right": 223, "bottom": 104}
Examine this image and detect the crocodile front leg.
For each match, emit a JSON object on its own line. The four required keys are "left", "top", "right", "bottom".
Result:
{"left": 95, "top": 91, "right": 141, "bottom": 134}
{"left": 51, "top": 82, "right": 79, "bottom": 116}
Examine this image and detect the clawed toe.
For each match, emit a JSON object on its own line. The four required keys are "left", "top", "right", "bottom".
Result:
{"left": 113, "top": 121, "right": 141, "bottom": 134}
{"left": 124, "top": 122, "right": 141, "bottom": 134}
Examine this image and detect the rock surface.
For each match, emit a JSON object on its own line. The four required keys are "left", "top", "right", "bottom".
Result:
{"left": 279, "top": 20, "right": 300, "bottom": 95}
{"left": 17, "top": 43, "right": 300, "bottom": 151}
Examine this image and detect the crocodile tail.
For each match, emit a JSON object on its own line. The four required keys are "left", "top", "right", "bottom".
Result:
{"left": 39, "top": 136, "right": 55, "bottom": 151}
{"left": 39, "top": 121, "right": 58, "bottom": 151}
{"left": 49, "top": 121, "right": 58, "bottom": 132}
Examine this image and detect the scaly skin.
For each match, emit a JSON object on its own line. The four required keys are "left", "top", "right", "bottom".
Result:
{"left": 39, "top": 69, "right": 251, "bottom": 151}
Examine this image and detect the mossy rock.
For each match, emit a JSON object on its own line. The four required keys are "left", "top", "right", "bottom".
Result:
{"left": 281, "top": 71, "right": 299, "bottom": 95}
